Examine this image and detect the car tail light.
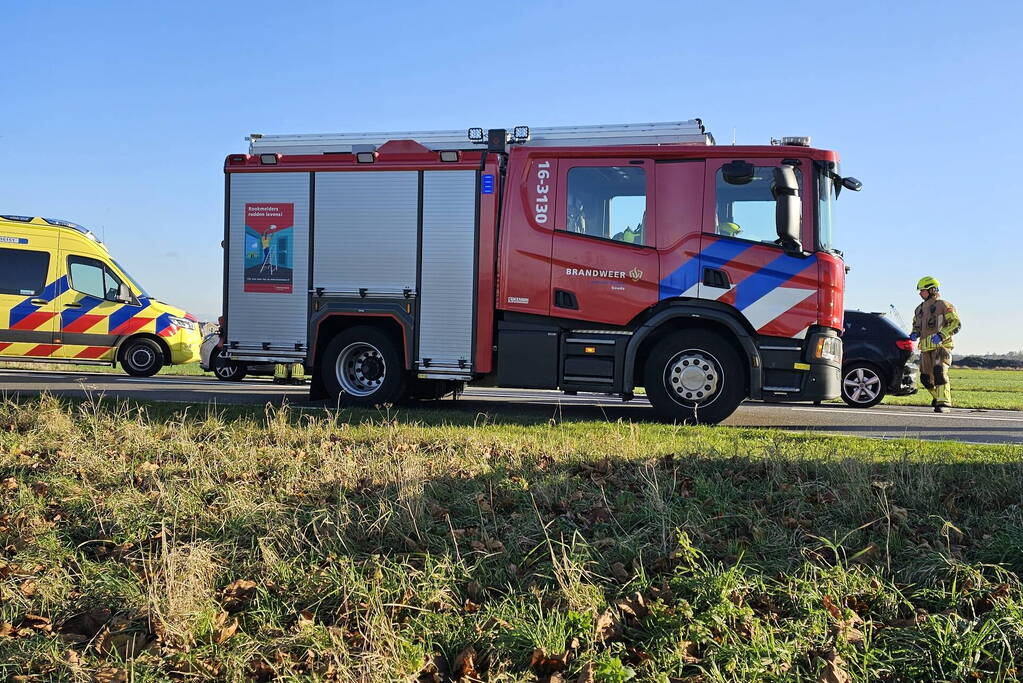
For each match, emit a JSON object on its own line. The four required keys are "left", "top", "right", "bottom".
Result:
{"left": 895, "top": 339, "right": 915, "bottom": 351}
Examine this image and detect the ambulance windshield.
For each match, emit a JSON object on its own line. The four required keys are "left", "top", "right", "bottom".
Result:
{"left": 113, "top": 260, "right": 152, "bottom": 298}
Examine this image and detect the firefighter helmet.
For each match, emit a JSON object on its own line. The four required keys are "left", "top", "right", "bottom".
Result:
{"left": 916, "top": 276, "right": 940, "bottom": 291}
{"left": 717, "top": 222, "right": 742, "bottom": 237}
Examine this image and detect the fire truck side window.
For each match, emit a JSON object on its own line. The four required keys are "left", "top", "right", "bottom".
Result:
{"left": 714, "top": 165, "right": 802, "bottom": 244}
{"left": 566, "top": 166, "right": 647, "bottom": 245}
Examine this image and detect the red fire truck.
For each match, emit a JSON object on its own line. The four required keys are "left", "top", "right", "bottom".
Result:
{"left": 220, "top": 120, "right": 859, "bottom": 423}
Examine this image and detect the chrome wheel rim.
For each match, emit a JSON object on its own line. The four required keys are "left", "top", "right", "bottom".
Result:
{"left": 664, "top": 348, "right": 722, "bottom": 406}
{"left": 214, "top": 350, "right": 237, "bottom": 379}
{"left": 336, "top": 342, "right": 386, "bottom": 397}
{"left": 844, "top": 367, "right": 881, "bottom": 403}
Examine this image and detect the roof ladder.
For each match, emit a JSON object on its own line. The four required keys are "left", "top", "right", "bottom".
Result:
{"left": 247, "top": 120, "right": 715, "bottom": 155}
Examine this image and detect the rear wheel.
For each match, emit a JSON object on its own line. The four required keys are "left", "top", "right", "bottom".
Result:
{"left": 320, "top": 326, "right": 406, "bottom": 406}
{"left": 120, "top": 338, "right": 164, "bottom": 378}
{"left": 211, "top": 349, "right": 247, "bottom": 382}
{"left": 643, "top": 330, "right": 745, "bottom": 424}
{"left": 841, "top": 362, "right": 886, "bottom": 408}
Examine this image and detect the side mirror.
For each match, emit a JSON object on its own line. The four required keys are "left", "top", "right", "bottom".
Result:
{"left": 834, "top": 175, "right": 862, "bottom": 198}
{"left": 773, "top": 165, "right": 802, "bottom": 252}
{"left": 118, "top": 283, "right": 133, "bottom": 303}
{"left": 842, "top": 176, "right": 862, "bottom": 192}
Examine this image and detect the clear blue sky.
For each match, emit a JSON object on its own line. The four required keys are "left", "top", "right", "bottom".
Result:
{"left": 2, "top": 0, "right": 1020, "bottom": 354}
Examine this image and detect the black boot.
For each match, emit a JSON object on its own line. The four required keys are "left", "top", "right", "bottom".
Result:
{"left": 935, "top": 403, "right": 950, "bottom": 413}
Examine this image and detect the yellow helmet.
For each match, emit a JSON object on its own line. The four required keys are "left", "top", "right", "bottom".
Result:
{"left": 717, "top": 222, "right": 742, "bottom": 237}
{"left": 916, "top": 276, "right": 940, "bottom": 291}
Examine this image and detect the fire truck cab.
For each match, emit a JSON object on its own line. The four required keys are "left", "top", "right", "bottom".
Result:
{"left": 222, "top": 121, "right": 859, "bottom": 423}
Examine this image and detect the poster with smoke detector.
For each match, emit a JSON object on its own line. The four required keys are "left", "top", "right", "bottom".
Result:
{"left": 243, "top": 203, "right": 294, "bottom": 293}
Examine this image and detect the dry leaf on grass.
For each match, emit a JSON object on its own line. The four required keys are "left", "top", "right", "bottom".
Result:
{"left": 222, "top": 578, "right": 258, "bottom": 611}
{"left": 97, "top": 630, "right": 157, "bottom": 659}
{"left": 610, "top": 562, "right": 630, "bottom": 583}
{"left": 530, "top": 647, "right": 571, "bottom": 674}
{"left": 93, "top": 667, "right": 128, "bottom": 683}
{"left": 817, "top": 649, "right": 851, "bottom": 683}
{"left": 595, "top": 610, "right": 621, "bottom": 643}
{"left": 452, "top": 646, "right": 478, "bottom": 678}
{"left": 575, "top": 662, "right": 596, "bottom": 683}
{"left": 295, "top": 609, "right": 315, "bottom": 630}
{"left": 679, "top": 640, "right": 701, "bottom": 664}
{"left": 215, "top": 618, "right": 239, "bottom": 643}
{"left": 59, "top": 608, "right": 111, "bottom": 641}
{"left": 418, "top": 653, "right": 450, "bottom": 683}
{"left": 616, "top": 592, "right": 649, "bottom": 619}
{"left": 974, "top": 583, "right": 1010, "bottom": 615}
{"left": 22, "top": 614, "right": 52, "bottom": 634}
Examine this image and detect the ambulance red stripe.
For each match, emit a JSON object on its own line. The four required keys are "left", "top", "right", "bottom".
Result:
{"left": 109, "top": 316, "right": 154, "bottom": 336}
{"left": 62, "top": 314, "right": 106, "bottom": 334}
{"left": 24, "top": 344, "right": 60, "bottom": 357}
{"left": 75, "top": 346, "right": 111, "bottom": 359}
{"left": 10, "top": 311, "right": 57, "bottom": 331}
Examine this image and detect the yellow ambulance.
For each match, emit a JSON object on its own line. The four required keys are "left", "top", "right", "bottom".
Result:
{"left": 0, "top": 215, "right": 202, "bottom": 376}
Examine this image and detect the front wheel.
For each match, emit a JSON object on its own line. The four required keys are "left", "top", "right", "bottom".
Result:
{"left": 320, "top": 326, "right": 406, "bottom": 406}
{"left": 120, "top": 338, "right": 164, "bottom": 377}
{"left": 643, "top": 330, "right": 745, "bottom": 425}
{"left": 840, "top": 362, "right": 886, "bottom": 408}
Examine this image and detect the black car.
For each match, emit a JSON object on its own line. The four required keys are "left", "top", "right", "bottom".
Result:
{"left": 839, "top": 310, "right": 918, "bottom": 408}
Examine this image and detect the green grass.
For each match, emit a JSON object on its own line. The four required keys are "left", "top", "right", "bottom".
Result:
{"left": 882, "top": 369, "right": 1023, "bottom": 411}
{"left": 0, "top": 361, "right": 206, "bottom": 376}
{"left": 2, "top": 395, "right": 1023, "bottom": 681}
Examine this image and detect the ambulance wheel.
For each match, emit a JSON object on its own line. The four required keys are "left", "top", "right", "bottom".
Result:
{"left": 321, "top": 326, "right": 406, "bottom": 406}
{"left": 120, "top": 338, "right": 164, "bottom": 377}
{"left": 211, "top": 349, "right": 247, "bottom": 382}
{"left": 643, "top": 329, "right": 744, "bottom": 425}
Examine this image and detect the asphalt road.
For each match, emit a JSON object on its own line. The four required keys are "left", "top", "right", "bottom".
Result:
{"left": 1, "top": 368, "right": 1022, "bottom": 445}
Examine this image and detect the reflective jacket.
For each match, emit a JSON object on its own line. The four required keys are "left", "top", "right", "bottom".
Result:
{"left": 913, "top": 295, "right": 961, "bottom": 351}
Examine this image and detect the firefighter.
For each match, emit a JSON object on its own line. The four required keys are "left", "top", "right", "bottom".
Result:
{"left": 716, "top": 221, "right": 742, "bottom": 237}
{"left": 273, "top": 362, "right": 305, "bottom": 385}
{"left": 910, "top": 276, "right": 961, "bottom": 413}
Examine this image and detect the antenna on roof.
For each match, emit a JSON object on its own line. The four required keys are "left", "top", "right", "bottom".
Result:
{"left": 732, "top": 127, "right": 736, "bottom": 145}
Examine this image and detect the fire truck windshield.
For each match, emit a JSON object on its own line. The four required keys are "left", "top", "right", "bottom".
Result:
{"left": 817, "top": 166, "right": 836, "bottom": 253}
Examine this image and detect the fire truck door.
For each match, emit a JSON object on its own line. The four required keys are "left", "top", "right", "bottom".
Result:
{"left": 698, "top": 158, "right": 819, "bottom": 339}
{"left": 550, "top": 160, "right": 659, "bottom": 326}
{"left": 417, "top": 170, "right": 478, "bottom": 375}
{"left": 226, "top": 172, "right": 310, "bottom": 355}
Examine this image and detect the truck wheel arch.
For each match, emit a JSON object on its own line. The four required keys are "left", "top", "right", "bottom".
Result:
{"left": 625, "top": 304, "right": 762, "bottom": 398}
{"left": 311, "top": 313, "right": 411, "bottom": 369}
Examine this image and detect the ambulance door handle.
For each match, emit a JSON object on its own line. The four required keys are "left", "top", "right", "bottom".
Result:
{"left": 31, "top": 299, "right": 48, "bottom": 306}
{"left": 63, "top": 302, "right": 82, "bottom": 308}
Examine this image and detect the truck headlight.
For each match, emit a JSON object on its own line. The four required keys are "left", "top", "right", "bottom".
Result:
{"left": 814, "top": 336, "right": 842, "bottom": 363}
{"left": 169, "top": 316, "right": 196, "bottom": 331}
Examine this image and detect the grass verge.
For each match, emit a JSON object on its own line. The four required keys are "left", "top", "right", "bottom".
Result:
{"left": 1, "top": 396, "right": 1023, "bottom": 681}
{"left": 882, "top": 369, "right": 1023, "bottom": 412}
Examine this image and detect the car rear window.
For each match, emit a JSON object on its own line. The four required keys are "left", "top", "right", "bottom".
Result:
{"left": 843, "top": 312, "right": 905, "bottom": 338}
